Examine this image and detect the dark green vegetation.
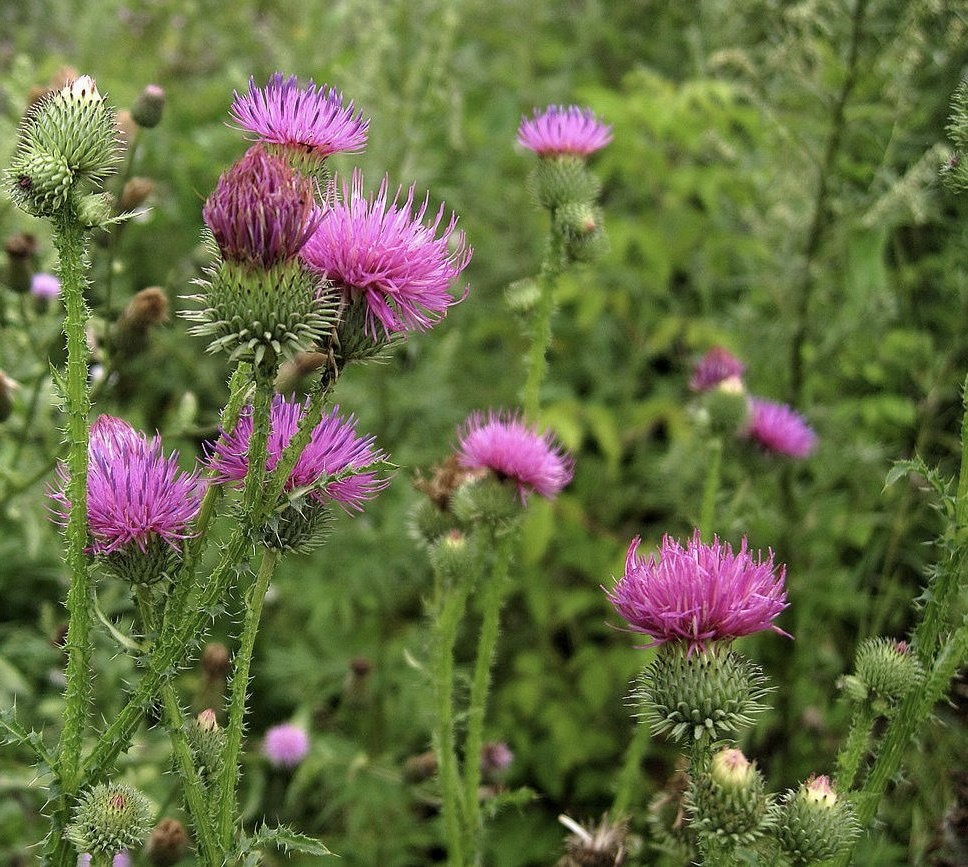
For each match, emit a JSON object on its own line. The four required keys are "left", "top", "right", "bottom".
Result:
{"left": 1, "top": 1, "right": 966, "bottom": 863}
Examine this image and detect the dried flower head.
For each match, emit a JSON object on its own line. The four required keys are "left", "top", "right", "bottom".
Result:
{"left": 207, "top": 395, "right": 388, "bottom": 512}
{"left": 690, "top": 347, "right": 745, "bottom": 392}
{"left": 50, "top": 415, "right": 203, "bottom": 559}
{"left": 301, "top": 171, "right": 472, "bottom": 338}
{"left": 456, "top": 411, "right": 574, "bottom": 502}
{"left": 746, "top": 398, "right": 817, "bottom": 458}
{"left": 263, "top": 722, "right": 310, "bottom": 768}
{"left": 518, "top": 105, "right": 612, "bottom": 157}
{"left": 606, "top": 531, "right": 790, "bottom": 652}
{"left": 231, "top": 73, "right": 368, "bottom": 159}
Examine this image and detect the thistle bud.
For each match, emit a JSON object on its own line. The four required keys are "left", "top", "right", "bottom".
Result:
{"left": 66, "top": 782, "right": 152, "bottom": 859}
{"left": 76, "top": 191, "right": 115, "bottom": 229}
{"left": 698, "top": 380, "right": 751, "bottom": 437}
{"left": 146, "top": 818, "right": 189, "bottom": 867}
{"left": 851, "top": 637, "right": 922, "bottom": 708}
{"left": 201, "top": 641, "right": 231, "bottom": 680}
{"left": 0, "top": 371, "right": 20, "bottom": 423}
{"left": 120, "top": 176, "right": 154, "bottom": 210}
{"left": 775, "top": 775, "right": 859, "bottom": 865}
{"left": 343, "top": 656, "right": 373, "bottom": 707}
{"left": 428, "top": 530, "right": 475, "bottom": 584}
{"left": 689, "top": 748, "right": 771, "bottom": 847}
{"left": 528, "top": 155, "right": 601, "bottom": 210}
{"left": 4, "top": 232, "right": 37, "bottom": 294}
{"left": 113, "top": 286, "right": 169, "bottom": 359}
{"left": 332, "top": 295, "right": 390, "bottom": 367}
{"left": 187, "top": 708, "right": 226, "bottom": 781}
{"left": 632, "top": 645, "right": 769, "bottom": 745}
{"left": 131, "top": 84, "right": 165, "bottom": 129}
{"left": 261, "top": 495, "right": 334, "bottom": 553}
{"left": 403, "top": 750, "right": 438, "bottom": 783}
{"left": 408, "top": 496, "right": 459, "bottom": 547}
{"left": 450, "top": 476, "right": 523, "bottom": 528}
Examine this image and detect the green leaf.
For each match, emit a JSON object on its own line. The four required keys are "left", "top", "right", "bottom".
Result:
{"left": 239, "top": 824, "right": 335, "bottom": 858}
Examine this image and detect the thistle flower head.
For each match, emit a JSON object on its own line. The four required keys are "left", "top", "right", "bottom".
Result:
{"left": 230, "top": 73, "right": 368, "bottom": 159}
{"left": 30, "top": 271, "right": 61, "bottom": 300}
{"left": 776, "top": 775, "right": 860, "bottom": 864}
{"left": 456, "top": 410, "right": 573, "bottom": 502}
{"left": 606, "top": 531, "right": 790, "bottom": 652}
{"left": 517, "top": 105, "right": 612, "bottom": 157}
{"left": 203, "top": 145, "right": 320, "bottom": 269}
{"left": 206, "top": 395, "right": 388, "bottom": 512}
{"left": 301, "top": 171, "right": 472, "bottom": 338}
{"left": 746, "top": 398, "right": 817, "bottom": 458}
{"left": 263, "top": 722, "right": 310, "bottom": 768}
{"left": 67, "top": 783, "right": 151, "bottom": 859}
{"left": 50, "top": 415, "right": 203, "bottom": 561}
{"left": 690, "top": 347, "right": 745, "bottom": 392}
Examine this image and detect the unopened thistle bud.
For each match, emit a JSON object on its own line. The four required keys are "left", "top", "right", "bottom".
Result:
{"left": 4, "top": 232, "right": 37, "bottom": 293}
{"left": 120, "top": 176, "right": 154, "bottom": 210}
{"left": 201, "top": 641, "right": 231, "bottom": 680}
{"left": 66, "top": 782, "right": 152, "bottom": 860}
{"left": 632, "top": 645, "right": 770, "bottom": 745}
{"left": 689, "top": 748, "right": 771, "bottom": 847}
{"left": 428, "top": 530, "right": 475, "bottom": 584}
{"left": 146, "top": 817, "right": 189, "bottom": 867}
{"left": 774, "top": 775, "right": 859, "bottom": 866}
{"left": 699, "top": 380, "right": 752, "bottom": 437}
{"left": 187, "top": 709, "right": 226, "bottom": 781}
{"left": 8, "top": 75, "right": 122, "bottom": 221}
{"left": 408, "top": 495, "right": 460, "bottom": 547}
{"left": 131, "top": 84, "right": 165, "bottom": 129}
{"left": 846, "top": 637, "right": 922, "bottom": 708}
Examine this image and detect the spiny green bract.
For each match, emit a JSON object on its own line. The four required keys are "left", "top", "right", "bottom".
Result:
{"left": 65, "top": 782, "right": 152, "bottom": 857}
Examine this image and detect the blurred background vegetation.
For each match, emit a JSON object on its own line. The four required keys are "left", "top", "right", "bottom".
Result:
{"left": 1, "top": 0, "right": 967, "bottom": 863}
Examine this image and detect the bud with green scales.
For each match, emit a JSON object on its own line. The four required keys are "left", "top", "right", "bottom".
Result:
{"left": 689, "top": 748, "right": 772, "bottom": 847}
{"left": 428, "top": 530, "right": 476, "bottom": 585}
{"left": 698, "top": 379, "right": 752, "bottom": 438}
{"left": 261, "top": 494, "right": 334, "bottom": 553}
{"left": 632, "top": 644, "right": 770, "bottom": 744}
{"left": 450, "top": 475, "right": 524, "bottom": 528}
{"left": 187, "top": 708, "right": 226, "bottom": 784}
{"left": 774, "top": 775, "right": 860, "bottom": 865}
{"left": 65, "top": 782, "right": 152, "bottom": 862}
{"left": 7, "top": 76, "right": 122, "bottom": 221}
{"left": 528, "top": 155, "right": 601, "bottom": 210}
{"left": 841, "top": 637, "right": 922, "bottom": 709}
{"left": 408, "top": 496, "right": 460, "bottom": 547}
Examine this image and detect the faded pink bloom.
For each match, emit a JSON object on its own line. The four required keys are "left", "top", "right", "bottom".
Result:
{"left": 690, "top": 347, "right": 745, "bottom": 392}
{"left": 30, "top": 272, "right": 61, "bottom": 299}
{"left": 263, "top": 722, "right": 310, "bottom": 768}
{"left": 746, "top": 398, "right": 817, "bottom": 458}
{"left": 456, "top": 411, "right": 573, "bottom": 502}
{"left": 606, "top": 531, "right": 790, "bottom": 652}
{"left": 517, "top": 105, "right": 612, "bottom": 157}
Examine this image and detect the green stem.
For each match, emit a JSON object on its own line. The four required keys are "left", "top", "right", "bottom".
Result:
{"left": 43, "top": 217, "right": 95, "bottom": 866}
{"left": 521, "top": 230, "right": 565, "bottom": 421}
{"left": 611, "top": 720, "right": 651, "bottom": 818}
{"left": 699, "top": 437, "right": 722, "bottom": 541}
{"left": 834, "top": 703, "right": 875, "bottom": 791}
{"left": 433, "top": 569, "right": 471, "bottom": 866}
{"left": 462, "top": 530, "right": 515, "bottom": 862}
{"left": 214, "top": 547, "right": 281, "bottom": 848}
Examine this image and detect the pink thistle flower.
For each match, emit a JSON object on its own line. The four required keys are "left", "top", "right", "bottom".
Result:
{"left": 480, "top": 741, "right": 514, "bottom": 775}
{"left": 456, "top": 411, "right": 573, "bottom": 502}
{"left": 230, "top": 73, "right": 368, "bottom": 158}
{"left": 206, "top": 395, "right": 388, "bottom": 511}
{"left": 517, "top": 105, "right": 612, "bottom": 157}
{"left": 690, "top": 346, "right": 745, "bottom": 392}
{"left": 50, "top": 416, "right": 203, "bottom": 556}
{"left": 263, "top": 722, "right": 310, "bottom": 768}
{"left": 30, "top": 272, "right": 61, "bottom": 300}
{"left": 203, "top": 145, "right": 320, "bottom": 269}
{"left": 746, "top": 398, "right": 817, "bottom": 458}
{"left": 605, "top": 531, "right": 790, "bottom": 653}
{"left": 301, "top": 171, "right": 472, "bottom": 338}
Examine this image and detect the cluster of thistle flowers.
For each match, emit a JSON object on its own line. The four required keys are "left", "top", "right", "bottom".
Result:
{"left": 690, "top": 346, "right": 818, "bottom": 458}
{"left": 605, "top": 532, "right": 859, "bottom": 863}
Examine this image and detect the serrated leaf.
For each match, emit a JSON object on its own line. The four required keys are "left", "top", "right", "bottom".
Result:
{"left": 240, "top": 824, "right": 335, "bottom": 858}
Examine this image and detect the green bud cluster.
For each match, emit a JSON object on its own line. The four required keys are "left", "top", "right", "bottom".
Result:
{"left": 261, "top": 495, "right": 333, "bottom": 553}
{"left": 774, "top": 776, "right": 859, "bottom": 865}
{"left": 633, "top": 644, "right": 769, "bottom": 744}
{"left": 66, "top": 782, "right": 152, "bottom": 859}
{"left": 450, "top": 476, "right": 523, "bottom": 529}
{"left": 689, "top": 748, "right": 772, "bottom": 847}
{"left": 186, "top": 258, "right": 339, "bottom": 365}
{"left": 7, "top": 76, "right": 122, "bottom": 222}
{"left": 843, "top": 637, "right": 922, "bottom": 708}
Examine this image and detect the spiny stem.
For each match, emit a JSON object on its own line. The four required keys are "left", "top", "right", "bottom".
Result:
{"left": 834, "top": 703, "right": 875, "bottom": 791}
{"left": 521, "top": 229, "right": 565, "bottom": 421}
{"left": 462, "top": 529, "right": 515, "bottom": 862}
{"left": 215, "top": 547, "right": 281, "bottom": 847}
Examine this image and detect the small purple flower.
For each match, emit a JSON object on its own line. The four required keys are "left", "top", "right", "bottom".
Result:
{"left": 746, "top": 398, "right": 817, "bottom": 458}
{"left": 517, "top": 105, "right": 612, "bottom": 157}
{"left": 77, "top": 852, "right": 131, "bottom": 866}
{"left": 606, "top": 531, "right": 790, "bottom": 653}
{"left": 263, "top": 722, "right": 310, "bottom": 768}
{"left": 206, "top": 395, "right": 388, "bottom": 512}
{"left": 50, "top": 416, "right": 203, "bottom": 556}
{"left": 301, "top": 171, "right": 472, "bottom": 338}
{"left": 480, "top": 741, "right": 514, "bottom": 775}
{"left": 690, "top": 347, "right": 745, "bottom": 392}
{"left": 456, "top": 411, "right": 573, "bottom": 502}
{"left": 203, "top": 145, "right": 320, "bottom": 269}
{"left": 230, "top": 73, "right": 368, "bottom": 158}
{"left": 30, "top": 272, "right": 61, "bottom": 300}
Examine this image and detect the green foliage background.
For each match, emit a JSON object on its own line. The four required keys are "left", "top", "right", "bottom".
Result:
{"left": 1, "top": 0, "right": 966, "bottom": 864}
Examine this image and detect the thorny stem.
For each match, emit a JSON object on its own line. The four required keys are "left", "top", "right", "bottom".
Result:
{"left": 521, "top": 229, "right": 565, "bottom": 421}
{"left": 834, "top": 702, "right": 875, "bottom": 791}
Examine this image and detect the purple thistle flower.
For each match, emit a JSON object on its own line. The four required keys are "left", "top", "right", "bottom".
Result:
{"left": 30, "top": 272, "right": 61, "bottom": 300}
{"left": 690, "top": 346, "right": 745, "bottom": 392}
{"left": 203, "top": 144, "right": 320, "bottom": 269}
{"left": 301, "top": 171, "right": 472, "bottom": 338}
{"left": 50, "top": 416, "right": 203, "bottom": 556}
{"left": 78, "top": 854, "right": 131, "bottom": 867}
{"left": 517, "top": 105, "right": 612, "bottom": 157}
{"left": 606, "top": 531, "right": 791, "bottom": 653}
{"left": 480, "top": 741, "right": 514, "bottom": 774}
{"left": 206, "top": 395, "right": 388, "bottom": 512}
{"left": 456, "top": 411, "right": 574, "bottom": 502}
{"left": 263, "top": 722, "right": 310, "bottom": 768}
{"left": 230, "top": 73, "right": 368, "bottom": 158}
{"left": 746, "top": 398, "right": 817, "bottom": 458}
